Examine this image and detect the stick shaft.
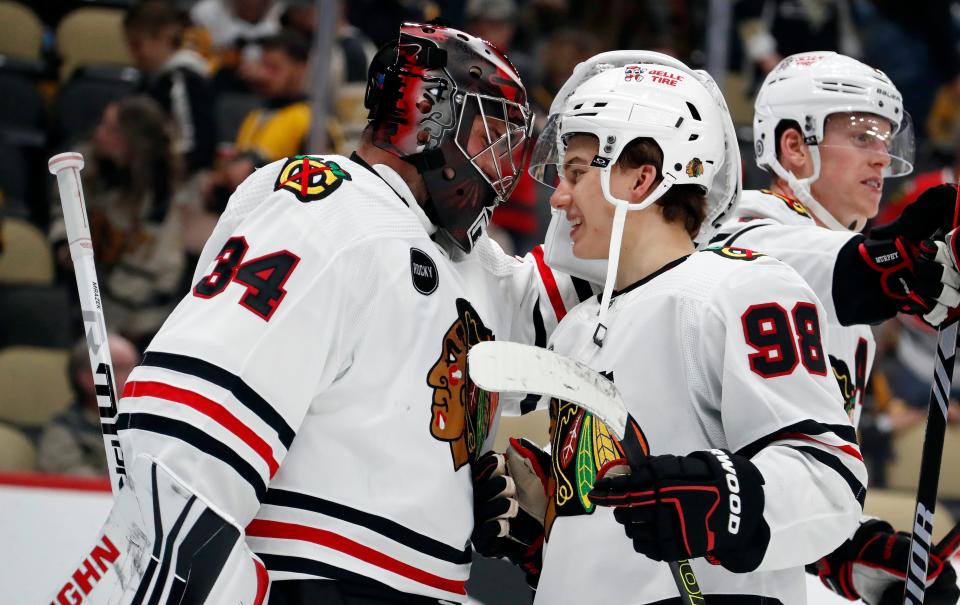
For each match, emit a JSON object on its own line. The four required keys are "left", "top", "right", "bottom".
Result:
{"left": 903, "top": 320, "right": 958, "bottom": 604}
{"left": 49, "top": 152, "right": 126, "bottom": 494}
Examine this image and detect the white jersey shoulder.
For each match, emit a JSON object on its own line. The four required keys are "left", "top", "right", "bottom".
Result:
{"left": 731, "top": 188, "right": 817, "bottom": 226}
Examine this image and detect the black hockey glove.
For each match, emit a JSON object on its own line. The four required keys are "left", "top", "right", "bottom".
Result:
{"left": 471, "top": 438, "right": 550, "bottom": 589}
{"left": 835, "top": 231, "right": 960, "bottom": 326}
{"left": 806, "top": 518, "right": 959, "bottom": 605}
{"left": 870, "top": 183, "right": 960, "bottom": 245}
{"left": 589, "top": 449, "right": 769, "bottom": 572}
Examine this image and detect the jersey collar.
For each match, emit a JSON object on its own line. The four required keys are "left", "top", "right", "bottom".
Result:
{"left": 350, "top": 151, "right": 438, "bottom": 236}
{"left": 607, "top": 254, "right": 690, "bottom": 301}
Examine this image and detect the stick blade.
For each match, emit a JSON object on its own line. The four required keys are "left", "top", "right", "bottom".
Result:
{"left": 468, "top": 341, "right": 628, "bottom": 440}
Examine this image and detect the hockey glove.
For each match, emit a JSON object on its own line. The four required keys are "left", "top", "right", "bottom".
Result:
{"left": 471, "top": 438, "right": 550, "bottom": 588}
{"left": 806, "top": 518, "right": 959, "bottom": 605}
{"left": 589, "top": 449, "right": 768, "bottom": 572}
{"left": 836, "top": 230, "right": 960, "bottom": 326}
{"left": 870, "top": 183, "right": 960, "bottom": 245}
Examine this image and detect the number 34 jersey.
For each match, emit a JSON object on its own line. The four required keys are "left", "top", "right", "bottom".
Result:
{"left": 538, "top": 250, "right": 867, "bottom": 605}
{"left": 116, "top": 154, "right": 585, "bottom": 602}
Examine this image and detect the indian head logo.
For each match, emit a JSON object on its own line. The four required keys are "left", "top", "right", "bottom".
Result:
{"left": 761, "top": 188, "right": 811, "bottom": 218}
{"left": 427, "top": 298, "right": 499, "bottom": 470}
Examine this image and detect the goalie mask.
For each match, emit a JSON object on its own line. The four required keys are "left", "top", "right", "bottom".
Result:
{"left": 365, "top": 23, "right": 534, "bottom": 252}
{"left": 753, "top": 51, "right": 914, "bottom": 232}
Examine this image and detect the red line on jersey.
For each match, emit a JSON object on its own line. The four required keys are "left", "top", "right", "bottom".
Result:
{"left": 780, "top": 432, "right": 864, "bottom": 462}
{"left": 253, "top": 557, "right": 269, "bottom": 605}
{"left": 246, "top": 519, "right": 467, "bottom": 595}
{"left": 530, "top": 245, "right": 566, "bottom": 322}
{"left": 122, "top": 381, "right": 280, "bottom": 477}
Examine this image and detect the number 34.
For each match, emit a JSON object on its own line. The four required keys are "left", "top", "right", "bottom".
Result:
{"left": 741, "top": 302, "right": 827, "bottom": 378}
{"left": 193, "top": 236, "right": 300, "bottom": 321}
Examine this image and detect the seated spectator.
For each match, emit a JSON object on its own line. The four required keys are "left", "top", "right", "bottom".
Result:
{"left": 125, "top": 0, "right": 218, "bottom": 174}
{"left": 36, "top": 334, "right": 139, "bottom": 476}
{"left": 464, "top": 0, "right": 536, "bottom": 93}
{"left": 190, "top": 0, "right": 285, "bottom": 93}
{"left": 50, "top": 96, "right": 185, "bottom": 349}
{"left": 234, "top": 30, "right": 312, "bottom": 163}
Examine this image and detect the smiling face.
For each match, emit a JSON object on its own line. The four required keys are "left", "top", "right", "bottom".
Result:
{"left": 548, "top": 134, "right": 616, "bottom": 259}
{"left": 809, "top": 112, "right": 894, "bottom": 227}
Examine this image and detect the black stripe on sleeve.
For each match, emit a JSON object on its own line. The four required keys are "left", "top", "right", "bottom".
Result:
{"left": 788, "top": 444, "right": 866, "bottom": 508}
{"left": 146, "top": 497, "right": 197, "bottom": 605}
{"left": 166, "top": 508, "right": 241, "bottom": 605}
{"left": 141, "top": 351, "right": 295, "bottom": 449}
{"left": 737, "top": 419, "right": 859, "bottom": 460}
{"left": 118, "top": 412, "right": 268, "bottom": 501}
{"left": 571, "top": 276, "right": 594, "bottom": 303}
{"left": 260, "top": 554, "right": 400, "bottom": 594}
{"left": 263, "top": 488, "right": 472, "bottom": 565}
{"left": 520, "top": 299, "right": 546, "bottom": 415}
{"left": 130, "top": 464, "right": 164, "bottom": 605}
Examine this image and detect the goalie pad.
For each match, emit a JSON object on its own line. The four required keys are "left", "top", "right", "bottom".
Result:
{"left": 49, "top": 455, "right": 269, "bottom": 605}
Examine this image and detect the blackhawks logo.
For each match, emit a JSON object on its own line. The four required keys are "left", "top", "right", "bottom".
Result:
{"left": 760, "top": 188, "right": 810, "bottom": 218}
{"left": 685, "top": 157, "right": 704, "bottom": 178}
{"left": 707, "top": 246, "right": 765, "bottom": 261}
{"left": 274, "top": 156, "right": 352, "bottom": 203}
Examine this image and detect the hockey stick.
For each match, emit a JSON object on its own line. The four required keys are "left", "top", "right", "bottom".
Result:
{"left": 49, "top": 152, "right": 126, "bottom": 494}
{"left": 46, "top": 152, "right": 132, "bottom": 603}
{"left": 902, "top": 229, "right": 960, "bottom": 605}
{"left": 469, "top": 341, "right": 704, "bottom": 605}
{"left": 933, "top": 521, "right": 960, "bottom": 562}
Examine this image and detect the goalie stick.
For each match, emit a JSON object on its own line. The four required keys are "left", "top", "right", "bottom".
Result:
{"left": 468, "top": 340, "right": 705, "bottom": 605}
{"left": 903, "top": 228, "right": 960, "bottom": 605}
{"left": 46, "top": 152, "right": 129, "bottom": 603}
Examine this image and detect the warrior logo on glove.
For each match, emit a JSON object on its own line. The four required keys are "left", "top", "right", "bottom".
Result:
{"left": 545, "top": 395, "right": 649, "bottom": 538}
{"left": 427, "top": 298, "right": 499, "bottom": 470}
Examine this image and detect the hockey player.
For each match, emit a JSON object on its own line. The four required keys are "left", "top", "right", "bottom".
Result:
{"left": 706, "top": 51, "right": 960, "bottom": 605}
{"left": 102, "top": 23, "right": 592, "bottom": 605}
{"left": 473, "top": 53, "right": 866, "bottom": 605}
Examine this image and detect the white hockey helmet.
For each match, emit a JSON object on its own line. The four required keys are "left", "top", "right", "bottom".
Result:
{"left": 753, "top": 51, "right": 914, "bottom": 231}
{"left": 531, "top": 51, "right": 741, "bottom": 291}
{"left": 530, "top": 52, "right": 739, "bottom": 345}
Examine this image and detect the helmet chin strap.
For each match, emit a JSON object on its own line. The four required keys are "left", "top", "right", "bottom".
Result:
{"left": 768, "top": 148, "right": 866, "bottom": 233}
{"left": 593, "top": 169, "right": 674, "bottom": 347}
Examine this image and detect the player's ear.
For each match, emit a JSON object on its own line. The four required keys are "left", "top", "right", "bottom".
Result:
{"left": 778, "top": 127, "right": 811, "bottom": 177}
{"left": 629, "top": 164, "right": 659, "bottom": 204}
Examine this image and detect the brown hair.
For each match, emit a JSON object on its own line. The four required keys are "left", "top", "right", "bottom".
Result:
{"left": 617, "top": 137, "right": 707, "bottom": 237}
{"left": 123, "top": 0, "right": 186, "bottom": 47}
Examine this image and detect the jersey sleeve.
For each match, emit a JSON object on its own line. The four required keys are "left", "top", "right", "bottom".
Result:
{"left": 118, "top": 182, "right": 377, "bottom": 530}
{"left": 698, "top": 259, "right": 867, "bottom": 571}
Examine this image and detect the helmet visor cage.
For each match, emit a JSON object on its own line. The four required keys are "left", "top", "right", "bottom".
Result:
{"left": 818, "top": 112, "right": 915, "bottom": 177}
{"left": 454, "top": 92, "right": 533, "bottom": 202}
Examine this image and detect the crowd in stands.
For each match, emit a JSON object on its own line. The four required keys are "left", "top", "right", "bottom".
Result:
{"left": 0, "top": 0, "right": 959, "bottom": 515}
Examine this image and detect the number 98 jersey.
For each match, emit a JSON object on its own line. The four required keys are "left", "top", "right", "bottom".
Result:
{"left": 537, "top": 249, "right": 866, "bottom": 605}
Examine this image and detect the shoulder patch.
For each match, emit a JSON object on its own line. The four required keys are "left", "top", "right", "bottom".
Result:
{"left": 706, "top": 246, "right": 765, "bottom": 261}
{"left": 760, "top": 188, "right": 810, "bottom": 218}
{"left": 274, "top": 155, "right": 352, "bottom": 203}
{"left": 410, "top": 248, "right": 438, "bottom": 295}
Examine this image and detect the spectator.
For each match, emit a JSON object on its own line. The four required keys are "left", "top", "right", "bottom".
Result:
{"left": 36, "top": 334, "right": 139, "bottom": 476}
{"left": 124, "top": 0, "right": 218, "bottom": 174}
{"left": 281, "top": 0, "right": 377, "bottom": 148}
{"left": 234, "top": 30, "right": 312, "bottom": 163}
{"left": 50, "top": 97, "right": 185, "bottom": 349}
{"left": 464, "top": 0, "right": 535, "bottom": 86}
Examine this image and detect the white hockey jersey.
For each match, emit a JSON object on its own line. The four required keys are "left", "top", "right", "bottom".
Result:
{"left": 537, "top": 250, "right": 866, "bottom": 605}
{"left": 711, "top": 190, "right": 875, "bottom": 425}
{"left": 116, "top": 154, "right": 590, "bottom": 602}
